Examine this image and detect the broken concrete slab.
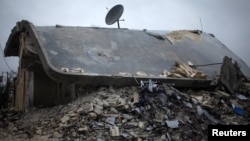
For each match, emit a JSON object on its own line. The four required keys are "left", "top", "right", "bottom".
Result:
{"left": 219, "top": 56, "right": 247, "bottom": 94}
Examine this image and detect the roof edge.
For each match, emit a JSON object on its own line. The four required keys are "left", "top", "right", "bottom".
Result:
{"left": 4, "top": 20, "right": 32, "bottom": 57}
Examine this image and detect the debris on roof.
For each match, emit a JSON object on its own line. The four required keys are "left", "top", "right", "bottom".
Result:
{"left": 219, "top": 56, "right": 248, "bottom": 94}
{"left": 166, "top": 30, "right": 202, "bottom": 43}
{"left": 169, "top": 60, "right": 208, "bottom": 79}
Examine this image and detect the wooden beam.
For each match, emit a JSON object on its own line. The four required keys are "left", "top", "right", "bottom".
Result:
{"left": 25, "top": 70, "right": 34, "bottom": 110}
{"left": 15, "top": 69, "right": 25, "bottom": 111}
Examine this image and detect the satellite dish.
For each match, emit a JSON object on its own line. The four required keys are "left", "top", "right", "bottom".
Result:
{"left": 105, "top": 4, "right": 124, "bottom": 28}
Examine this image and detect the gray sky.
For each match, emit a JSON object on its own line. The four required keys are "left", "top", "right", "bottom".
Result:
{"left": 0, "top": 0, "right": 250, "bottom": 73}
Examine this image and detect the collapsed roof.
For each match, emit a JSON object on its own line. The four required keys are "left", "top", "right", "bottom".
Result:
{"left": 4, "top": 20, "right": 250, "bottom": 87}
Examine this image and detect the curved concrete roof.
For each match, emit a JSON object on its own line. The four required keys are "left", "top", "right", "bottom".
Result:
{"left": 4, "top": 20, "right": 250, "bottom": 87}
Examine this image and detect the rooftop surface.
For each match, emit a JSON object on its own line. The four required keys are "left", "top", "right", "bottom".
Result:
{"left": 4, "top": 21, "right": 250, "bottom": 86}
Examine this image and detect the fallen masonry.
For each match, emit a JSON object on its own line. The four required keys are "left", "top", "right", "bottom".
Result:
{"left": 0, "top": 78, "right": 250, "bottom": 141}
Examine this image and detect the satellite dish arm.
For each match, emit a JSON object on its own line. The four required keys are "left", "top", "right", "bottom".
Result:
{"left": 117, "top": 20, "right": 120, "bottom": 29}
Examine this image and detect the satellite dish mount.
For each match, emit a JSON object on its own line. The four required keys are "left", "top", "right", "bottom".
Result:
{"left": 105, "top": 4, "right": 124, "bottom": 29}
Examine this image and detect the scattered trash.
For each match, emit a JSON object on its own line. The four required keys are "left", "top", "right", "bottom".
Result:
{"left": 135, "top": 71, "right": 147, "bottom": 76}
{"left": 160, "top": 69, "right": 170, "bottom": 77}
{"left": 106, "top": 117, "right": 116, "bottom": 125}
{"left": 110, "top": 126, "right": 119, "bottom": 137}
{"left": 188, "top": 61, "right": 194, "bottom": 66}
{"left": 71, "top": 68, "right": 84, "bottom": 73}
{"left": 1, "top": 76, "right": 249, "bottom": 140}
{"left": 165, "top": 120, "right": 179, "bottom": 128}
{"left": 120, "top": 132, "right": 130, "bottom": 138}
{"left": 61, "top": 67, "right": 69, "bottom": 72}
{"left": 202, "top": 109, "right": 219, "bottom": 124}
{"left": 118, "top": 72, "right": 132, "bottom": 76}
{"left": 196, "top": 105, "right": 204, "bottom": 116}
{"left": 166, "top": 132, "right": 171, "bottom": 141}
{"left": 148, "top": 79, "right": 153, "bottom": 92}
{"left": 232, "top": 105, "right": 245, "bottom": 116}
{"left": 146, "top": 125, "right": 153, "bottom": 131}
{"left": 237, "top": 94, "right": 248, "bottom": 100}
{"left": 183, "top": 101, "right": 193, "bottom": 108}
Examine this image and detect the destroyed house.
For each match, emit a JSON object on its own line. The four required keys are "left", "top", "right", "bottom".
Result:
{"left": 4, "top": 20, "right": 250, "bottom": 111}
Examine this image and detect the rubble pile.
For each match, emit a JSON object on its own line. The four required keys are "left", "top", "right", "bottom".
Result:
{"left": 0, "top": 80, "right": 249, "bottom": 141}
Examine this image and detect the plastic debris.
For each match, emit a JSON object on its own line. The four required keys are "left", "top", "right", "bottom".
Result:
{"left": 237, "top": 94, "right": 248, "bottom": 100}
{"left": 165, "top": 120, "right": 179, "bottom": 128}
{"left": 148, "top": 79, "right": 153, "bottom": 92}
{"left": 146, "top": 125, "right": 153, "bottom": 131}
{"left": 166, "top": 132, "right": 171, "bottom": 141}
{"left": 183, "top": 101, "right": 193, "bottom": 108}
{"left": 196, "top": 105, "right": 219, "bottom": 124}
{"left": 120, "top": 133, "right": 130, "bottom": 138}
{"left": 202, "top": 109, "right": 219, "bottom": 124}
{"left": 106, "top": 117, "right": 116, "bottom": 125}
{"left": 232, "top": 105, "right": 245, "bottom": 116}
{"left": 196, "top": 105, "right": 203, "bottom": 116}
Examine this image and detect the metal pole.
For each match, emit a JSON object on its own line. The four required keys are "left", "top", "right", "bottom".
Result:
{"left": 199, "top": 17, "right": 204, "bottom": 31}
{"left": 117, "top": 20, "right": 120, "bottom": 29}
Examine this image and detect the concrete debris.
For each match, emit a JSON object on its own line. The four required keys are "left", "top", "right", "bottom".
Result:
{"left": 61, "top": 67, "right": 69, "bottom": 72}
{"left": 118, "top": 72, "right": 132, "bottom": 76}
{"left": 110, "top": 126, "right": 119, "bottom": 137}
{"left": 60, "top": 115, "right": 70, "bottom": 123}
{"left": 135, "top": 71, "right": 147, "bottom": 76}
{"left": 61, "top": 67, "right": 84, "bottom": 73}
{"left": 188, "top": 61, "right": 194, "bottom": 66}
{"left": 78, "top": 125, "right": 89, "bottom": 133}
{"left": 166, "top": 30, "right": 202, "bottom": 43}
{"left": 82, "top": 102, "right": 94, "bottom": 112}
{"left": 71, "top": 68, "right": 84, "bottom": 73}
{"left": 138, "top": 121, "right": 145, "bottom": 129}
{"left": 160, "top": 69, "right": 171, "bottom": 77}
{"left": 219, "top": 56, "right": 247, "bottom": 94}
{"left": 53, "top": 131, "right": 63, "bottom": 138}
{"left": 88, "top": 112, "right": 97, "bottom": 119}
{"left": 93, "top": 104, "right": 103, "bottom": 115}
{"left": 1, "top": 78, "right": 250, "bottom": 141}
